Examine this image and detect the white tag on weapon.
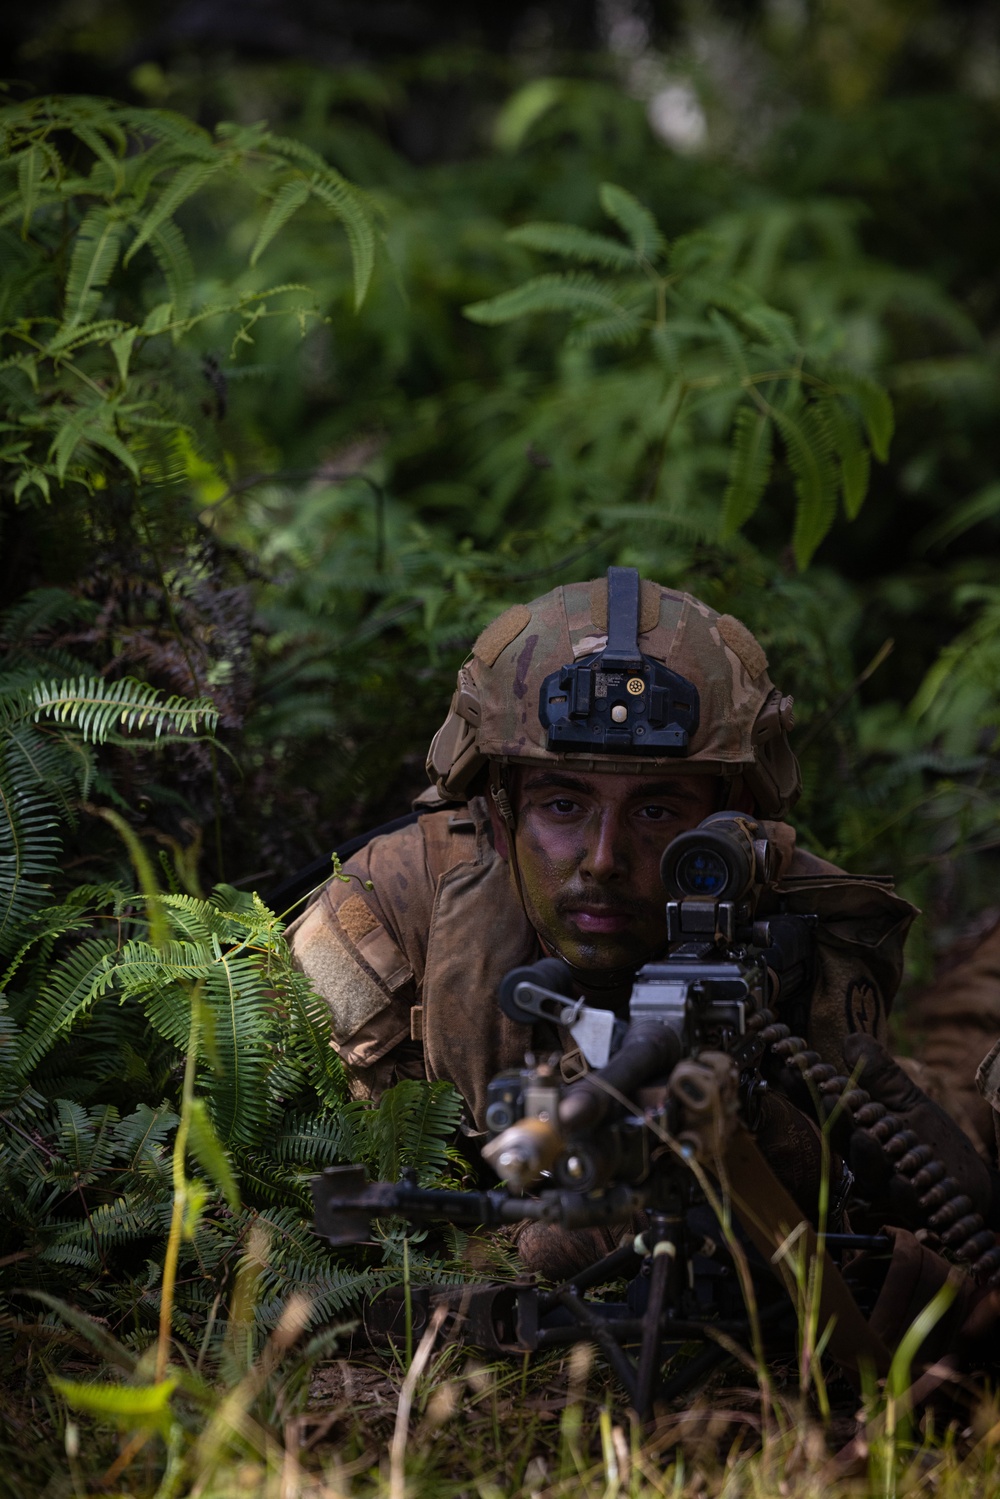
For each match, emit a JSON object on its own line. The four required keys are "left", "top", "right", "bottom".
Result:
{"left": 569, "top": 1005, "right": 617, "bottom": 1069}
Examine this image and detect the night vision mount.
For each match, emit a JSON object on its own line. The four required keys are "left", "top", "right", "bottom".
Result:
{"left": 538, "top": 566, "right": 700, "bottom": 756}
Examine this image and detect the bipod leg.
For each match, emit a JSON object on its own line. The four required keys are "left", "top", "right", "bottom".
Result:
{"left": 552, "top": 1289, "right": 640, "bottom": 1402}
{"left": 633, "top": 1211, "right": 679, "bottom": 1423}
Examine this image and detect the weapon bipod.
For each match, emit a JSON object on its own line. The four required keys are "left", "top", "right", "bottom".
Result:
{"left": 312, "top": 1164, "right": 889, "bottom": 1420}
{"left": 363, "top": 1222, "right": 885, "bottom": 1421}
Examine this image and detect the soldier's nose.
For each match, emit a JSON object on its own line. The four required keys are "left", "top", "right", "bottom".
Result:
{"left": 580, "top": 816, "right": 625, "bottom": 881}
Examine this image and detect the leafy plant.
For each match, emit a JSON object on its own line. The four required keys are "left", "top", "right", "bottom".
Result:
{"left": 0, "top": 654, "right": 463, "bottom": 1388}
{"left": 0, "top": 94, "right": 377, "bottom": 505}
{"left": 463, "top": 181, "right": 892, "bottom": 569}
{"left": 0, "top": 670, "right": 218, "bottom": 952}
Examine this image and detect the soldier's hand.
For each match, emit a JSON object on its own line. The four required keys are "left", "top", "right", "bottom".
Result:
{"left": 843, "top": 1034, "right": 1000, "bottom": 1230}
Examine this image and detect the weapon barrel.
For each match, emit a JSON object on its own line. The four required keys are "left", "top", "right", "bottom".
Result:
{"left": 312, "top": 1165, "right": 518, "bottom": 1245}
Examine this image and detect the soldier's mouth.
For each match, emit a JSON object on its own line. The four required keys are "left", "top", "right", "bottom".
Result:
{"left": 564, "top": 906, "right": 633, "bottom": 934}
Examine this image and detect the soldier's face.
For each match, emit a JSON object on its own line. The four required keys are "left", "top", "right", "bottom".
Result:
{"left": 494, "top": 767, "right": 724, "bottom": 973}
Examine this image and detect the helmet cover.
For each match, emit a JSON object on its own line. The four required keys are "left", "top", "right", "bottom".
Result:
{"left": 427, "top": 570, "right": 800, "bottom": 819}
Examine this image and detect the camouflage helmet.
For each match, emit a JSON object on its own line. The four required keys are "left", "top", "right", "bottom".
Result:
{"left": 427, "top": 569, "right": 800, "bottom": 819}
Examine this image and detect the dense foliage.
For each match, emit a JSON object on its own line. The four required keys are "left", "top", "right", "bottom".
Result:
{"left": 2, "top": 2, "right": 1000, "bottom": 1488}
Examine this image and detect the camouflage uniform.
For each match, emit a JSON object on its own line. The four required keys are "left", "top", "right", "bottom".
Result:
{"left": 288, "top": 576, "right": 916, "bottom": 1130}
{"left": 900, "top": 913, "right": 1000, "bottom": 1162}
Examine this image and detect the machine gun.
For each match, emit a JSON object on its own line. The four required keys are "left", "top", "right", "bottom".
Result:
{"left": 313, "top": 812, "right": 892, "bottom": 1416}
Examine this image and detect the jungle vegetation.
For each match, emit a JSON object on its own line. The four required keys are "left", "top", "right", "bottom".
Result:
{"left": 2, "top": 1, "right": 1000, "bottom": 1494}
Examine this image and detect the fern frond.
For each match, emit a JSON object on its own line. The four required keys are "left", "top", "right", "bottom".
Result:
{"left": 31, "top": 677, "right": 219, "bottom": 741}
{"left": 0, "top": 588, "right": 91, "bottom": 649}
{"left": 44, "top": 317, "right": 130, "bottom": 358}
{"left": 0, "top": 886, "right": 113, "bottom": 994}
{"left": 200, "top": 958, "right": 278, "bottom": 1148}
{"left": 38, "top": 1242, "right": 101, "bottom": 1270}
{"left": 706, "top": 308, "right": 751, "bottom": 385}
{"left": 0, "top": 761, "right": 61, "bottom": 957}
{"left": 738, "top": 302, "right": 798, "bottom": 351}
{"left": 465, "top": 272, "right": 631, "bottom": 326}
{"left": 566, "top": 309, "right": 643, "bottom": 348}
{"left": 48, "top": 405, "right": 139, "bottom": 481}
{"left": 307, "top": 174, "right": 376, "bottom": 309}
{"left": 106, "top": 1102, "right": 178, "bottom": 1168}
{"left": 506, "top": 221, "right": 637, "bottom": 270}
{"left": 54, "top": 1099, "right": 119, "bottom": 1177}
{"left": 11, "top": 936, "right": 117, "bottom": 1079}
{"left": 818, "top": 391, "right": 870, "bottom": 519}
{"left": 61, "top": 206, "right": 124, "bottom": 328}
{"left": 599, "top": 183, "right": 664, "bottom": 261}
{"left": 118, "top": 106, "right": 218, "bottom": 161}
{"left": 250, "top": 179, "right": 311, "bottom": 267}
{"left": 250, "top": 132, "right": 321, "bottom": 173}
{"left": 147, "top": 218, "right": 194, "bottom": 325}
{"left": 15, "top": 144, "right": 53, "bottom": 233}
{"left": 284, "top": 969, "right": 346, "bottom": 1109}
{"left": 124, "top": 160, "right": 222, "bottom": 267}
{"left": 161, "top": 886, "right": 282, "bottom": 948}
{"left": 71, "top": 121, "right": 127, "bottom": 194}
{"left": 721, "top": 406, "right": 773, "bottom": 536}
{"left": 775, "top": 401, "right": 839, "bottom": 568}
{"left": 368, "top": 1079, "right": 464, "bottom": 1186}
{"left": 229, "top": 1149, "right": 309, "bottom": 1209}
{"left": 824, "top": 367, "right": 894, "bottom": 462}
{"left": 273, "top": 1111, "right": 350, "bottom": 1166}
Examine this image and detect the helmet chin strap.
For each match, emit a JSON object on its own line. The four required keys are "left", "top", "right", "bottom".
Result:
{"left": 488, "top": 762, "right": 649, "bottom": 996}
{"left": 488, "top": 762, "right": 527, "bottom": 914}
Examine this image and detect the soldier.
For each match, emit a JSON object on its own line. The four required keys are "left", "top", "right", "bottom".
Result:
{"left": 288, "top": 568, "right": 997, "bottom": 1282}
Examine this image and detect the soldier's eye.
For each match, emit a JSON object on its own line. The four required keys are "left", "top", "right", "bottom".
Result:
{"left": 547, "top": 798, "right": 578, "bottom": 814}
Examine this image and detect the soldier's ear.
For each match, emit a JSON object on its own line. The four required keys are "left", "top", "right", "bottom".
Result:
{"left": 487, "top": 791, "right": 510, "bottom": 861}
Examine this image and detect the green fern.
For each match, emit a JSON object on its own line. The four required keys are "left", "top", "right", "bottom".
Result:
{"left": 364, "top": 1079, "right": 465, "bottom": 1186}
{"left": 825, "top": 367, "right": 895, "bottom": 463}
{"left": 599, "top": 182, "right": 664, "bottom": 261}
{"left": 63, "top": 206, "right": 125, "bottom": 327}
{"left": 249, "top": 179, "right": 312, "bottom": 267}
{"left": 30, "top": 676, "right": 218, "bottom": 741}
{"left": 0, "top": 771, "right": 61, "bottom": 948}
{"left": 461, "top": 182, "right": 894, "bottom": 565}
{"left": 0, "top": 95, "right": 380, "bottom": 508}
{"left": 819, "top": 391, "right": 870, "bottom": 520}
{"left": 774, "top": 402, "right": 840, "bottom": 569}
{"left": 0, "top": 629, "right": 458, "bottom": 1342}
{"left": 506, "top": 221, "right": 638, "bottom": 270}
{"left": 722, "top": 407, "right": 774, "bottom": 536}
{"left": 146, "top": 220, "right": 195, "bottom": 326}
{"left": 1, "top": 829, "right": 462, "bottom": 1357}
{"left": 0, "top": 673, "right": 217, "bottom": 955}
{"left": 465, "top": 271, "right": 636, "bottom": 326}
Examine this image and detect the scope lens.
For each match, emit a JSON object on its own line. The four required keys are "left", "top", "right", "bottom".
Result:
{"left": 672, "top": 847, "right": 730, "bottom": 897}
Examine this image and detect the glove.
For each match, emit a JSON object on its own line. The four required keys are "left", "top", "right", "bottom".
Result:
{"left": 843, "top": 1033, "right": 1000, "bottom": 1231}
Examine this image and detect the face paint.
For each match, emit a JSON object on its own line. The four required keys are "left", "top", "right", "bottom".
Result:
{"left": 509, "top": 767, "right": 721, "bottom": 975}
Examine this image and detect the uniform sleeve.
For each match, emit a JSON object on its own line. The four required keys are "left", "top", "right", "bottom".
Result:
{"left": 770, "top": 842, "right": 918, "bottom": 1069}
{"left": 342, "top": 1039, "right": 429, "bottom": 1104}
{"left": 915, "top": 918, "right": 1000, "bottom": 1157}
{"left": 285, "top": 839, "right": 418, "bottom": 1074}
